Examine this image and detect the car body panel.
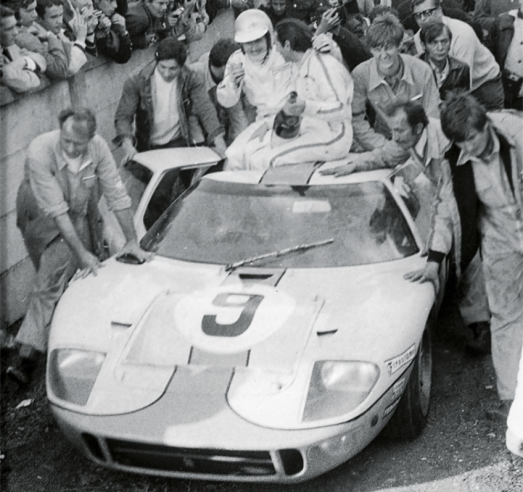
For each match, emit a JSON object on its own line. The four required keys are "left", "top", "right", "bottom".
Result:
{"left": 48, "top": 157, "right": 441, "bottom": 482}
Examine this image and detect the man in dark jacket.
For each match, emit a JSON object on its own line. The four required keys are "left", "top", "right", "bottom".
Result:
{"left": 114, "top": 37, "right": 226, "bottom": 163}
{"left": 406, "top": 92, "right": 523, "bottom": 423}
{"left": 420, "top": 20, "right": 470, "bottom": 100}
{"left": 491, "top": 2, "right": 523, "bottom": 110}
{"left": 93, "top": 0, "right": 132, "bottom": 63}
{"left": 124, "top": 0, "right": 171, "bottom": 49}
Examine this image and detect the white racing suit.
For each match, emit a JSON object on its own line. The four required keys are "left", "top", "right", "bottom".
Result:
{"left": 220, "top": 48, "right": 353, "bottom": 171}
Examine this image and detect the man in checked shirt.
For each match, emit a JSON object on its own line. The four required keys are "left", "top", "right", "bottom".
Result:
{"left": 7, "top": 108, "right": 151, "bottom": 385}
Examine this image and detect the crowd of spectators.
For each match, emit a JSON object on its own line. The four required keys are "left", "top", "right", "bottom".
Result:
{"left": 2, "top": 0, "right": 522, "bottom": 109}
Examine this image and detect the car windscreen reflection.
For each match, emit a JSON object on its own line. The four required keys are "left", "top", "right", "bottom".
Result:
{"left": 141, "top": 179, "right": 419, "bottom": 268}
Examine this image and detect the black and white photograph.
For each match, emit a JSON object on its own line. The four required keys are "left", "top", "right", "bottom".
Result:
{"left": 1, "top": 0, "right": 522, "bottom": 491}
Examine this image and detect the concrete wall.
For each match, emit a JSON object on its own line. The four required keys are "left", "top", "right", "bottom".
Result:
{"left": 0, "top": 48, "right": 155, "bottom": 328}
{"left": 0, "top": 8, "right": 235, "bottom": 329}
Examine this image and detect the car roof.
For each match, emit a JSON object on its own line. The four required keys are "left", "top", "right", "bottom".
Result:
{"left": 205, "top": 161, "right": 392, "bottom": 186}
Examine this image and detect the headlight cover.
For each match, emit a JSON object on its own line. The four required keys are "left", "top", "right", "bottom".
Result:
{"left": 48, "top": 349, "right": 105, "bottom": 406}
{"left": 303, "top": 361, "right": 379, "bottom": 422}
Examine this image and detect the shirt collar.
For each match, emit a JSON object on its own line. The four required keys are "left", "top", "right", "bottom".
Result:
{"left": 456, "top": 124, "right": 500, "bottom": 166}
{"left": 368, "top": 55, "right": 413, "bottom": 92}
{"left": 412, "top": 128, "right": 428, "bottom": 162}
{"left": 54, "top": 138, "right": 93, "bottom": 172}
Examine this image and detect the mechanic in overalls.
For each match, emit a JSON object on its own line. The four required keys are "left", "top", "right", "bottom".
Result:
{"left": 405, "top": 93, "right": 523, "bottom": 424}
{"left": 7, "top": 109, "right": 152, "bottom": 385}
{"left": 324, "top": 98, "right": 491, "bottom": 353}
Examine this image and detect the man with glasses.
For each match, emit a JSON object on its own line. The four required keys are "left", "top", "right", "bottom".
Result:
{"left": 411, "top": 0, "right": 505, "bottom": 110}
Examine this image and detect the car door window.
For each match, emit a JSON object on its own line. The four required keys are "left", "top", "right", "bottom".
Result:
{"left": 143, "top": 169, "right": 187, "bottom": 230}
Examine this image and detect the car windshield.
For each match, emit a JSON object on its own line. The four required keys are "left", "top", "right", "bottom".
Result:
{"left": 141, "top": 179, "right": 419, "bottom": 268}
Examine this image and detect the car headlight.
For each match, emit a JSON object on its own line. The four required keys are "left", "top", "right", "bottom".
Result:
{"left": 48, "top": 349, "right": 105, "bottom": 406}
{"left": 303, "top": 361, "right": 379, "bottom": 422}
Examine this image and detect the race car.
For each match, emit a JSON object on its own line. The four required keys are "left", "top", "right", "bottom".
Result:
{"left": 47, "top": 153, "right": 442, "bottom": 483}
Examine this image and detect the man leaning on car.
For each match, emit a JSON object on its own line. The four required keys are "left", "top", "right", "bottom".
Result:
{"left": 323, "top": 99, "right": 492, "bottom": 354}
{"left": 7, "top": 108, "right": 152, "bottom": 386}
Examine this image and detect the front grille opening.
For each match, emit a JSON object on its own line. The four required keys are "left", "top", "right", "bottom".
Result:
{"left": 106, "top": 439, "right": 276, "bottom": 476}
{"left": 82, "top": 433, "right": 106, "bottom": 462}
{"left": 279, "top": 449, "right": 304, "bottom": 476}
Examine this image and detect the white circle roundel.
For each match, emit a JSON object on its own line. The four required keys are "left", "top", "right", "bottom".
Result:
{"left": 174, "top": 284, "right": 295, "bottom": 354}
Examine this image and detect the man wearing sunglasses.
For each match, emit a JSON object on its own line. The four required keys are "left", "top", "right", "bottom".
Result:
{"left": 411, "top": 0, "right": 505, "bottom": 110}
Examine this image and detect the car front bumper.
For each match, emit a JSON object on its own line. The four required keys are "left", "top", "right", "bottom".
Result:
{"left": 49, "top": 363, "right": 412, "bottom": 483}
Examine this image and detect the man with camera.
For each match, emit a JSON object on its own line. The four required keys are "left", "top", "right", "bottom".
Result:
{"left": 125, "top": 0, "right": 207, "bottom": 50}
{"left": 92, "top": 0, "right": 132, "bottom": 63}
{"left": 491, "top": 0, "right": 523, "bottom": 111}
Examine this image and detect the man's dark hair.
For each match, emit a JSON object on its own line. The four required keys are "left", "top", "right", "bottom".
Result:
{"left": 4, "top": 0, "right": 36, "bottom": 19}
{"left": 368, "top": 5, "right": 399, "bottom": 23}
{"left": 155, "top": 37, "right": 187, "bottom": 66}
{"left": 440, "top": 91, "right": 488, "bottom": 143}
{"left": 365, "top": 12, "right": 404, "bottom": 49}
{"left": 36, "top": 0, "right": 63, "bottom": 19}
{"left": 385, "top": 99, "right": 429, "bottom": 130}
{"left": 0, "top": 4, "right": 16, "bottom": 19}
{"left": 58, "top": 107, "right": 97, "bottom": 139}
{"left": 412, "top": 0, "right": 441, "bottom": 8}
{"left": 275, "top": 18, "right": 313, "bottom": 53}
{"left": 209, "top": 38, "right": 239, "bottom": 68}
{"left": 420, "top": 20, "right": 452, "bottom": 45}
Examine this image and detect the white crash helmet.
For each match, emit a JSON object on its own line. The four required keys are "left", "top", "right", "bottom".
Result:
{"left": 234, "top": 9, "right": 272, "bottom": 44}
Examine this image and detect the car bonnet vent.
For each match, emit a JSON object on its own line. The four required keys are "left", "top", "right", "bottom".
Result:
{"left": 229, "top": 268, "right": 285, "bottom": 287}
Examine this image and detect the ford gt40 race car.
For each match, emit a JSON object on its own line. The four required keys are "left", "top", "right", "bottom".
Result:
{"left": 47, "top": 155, "right": 442, "bottom": 483}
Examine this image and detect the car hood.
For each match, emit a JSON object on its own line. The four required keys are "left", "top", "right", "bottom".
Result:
{"left": 49, "top": 255, "right": 434, "bottom": 428}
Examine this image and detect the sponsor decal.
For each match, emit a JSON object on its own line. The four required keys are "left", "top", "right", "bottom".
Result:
{"left": 391, "top": 377, "right": 406, "bottom": 400}
{"left": 385, "top": 344, "right": 416, "bottom": 375}
{"left": 384, "top": 399, "right": 400, "bottom": 417}
{"left": 174, "top": 285, "right": 295, "bottom": 354}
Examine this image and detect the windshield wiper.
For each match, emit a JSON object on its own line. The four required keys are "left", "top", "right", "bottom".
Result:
{"left": 225, "top": 238, "right": 334, "bottom": 272}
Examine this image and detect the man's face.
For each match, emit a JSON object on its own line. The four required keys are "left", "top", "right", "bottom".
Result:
{"left": 424, "top": 29, "right": 451, "bottom": 64}
{"left": 148, "top": 0, "right": 169, "bottom": 18}
{"left": 209, "top": 63, "right": 226, "bottom": 82}
{"left": 95, "top": 0, "right": 117, "bottom": 17}
{"left": 157, "top": 58, "right": 182, "bottom": 82}
{"left": 369, "top": 44, "right": 401, "bottom": 77}
{"left": 41, "top": 4, "right": 64, "bottom": 34}
{"left": 274, "top": 35, "right": 292, "bottom": 62}
{"left": 271, "top": 0, "right": 286, "bottom": 15}
{"left": 455, "top": 125, "right": 490, "bottom": 158}
{"left": 412, "top": 0, "right": 442, "bottom": 28}
{"left": 0, "top": 15, "right": 19, "bottom": 47}
{"left": 243, "top": 37, "right": 268, "bottom": 63}
{"left": 19, "top": 1, "right": 38, "bottom": 27}
{"left": 60, "top": 119, "right": 92, "bottom": 159}
{"left": 389, "top": 109, "right": 424, "bottom": 150}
